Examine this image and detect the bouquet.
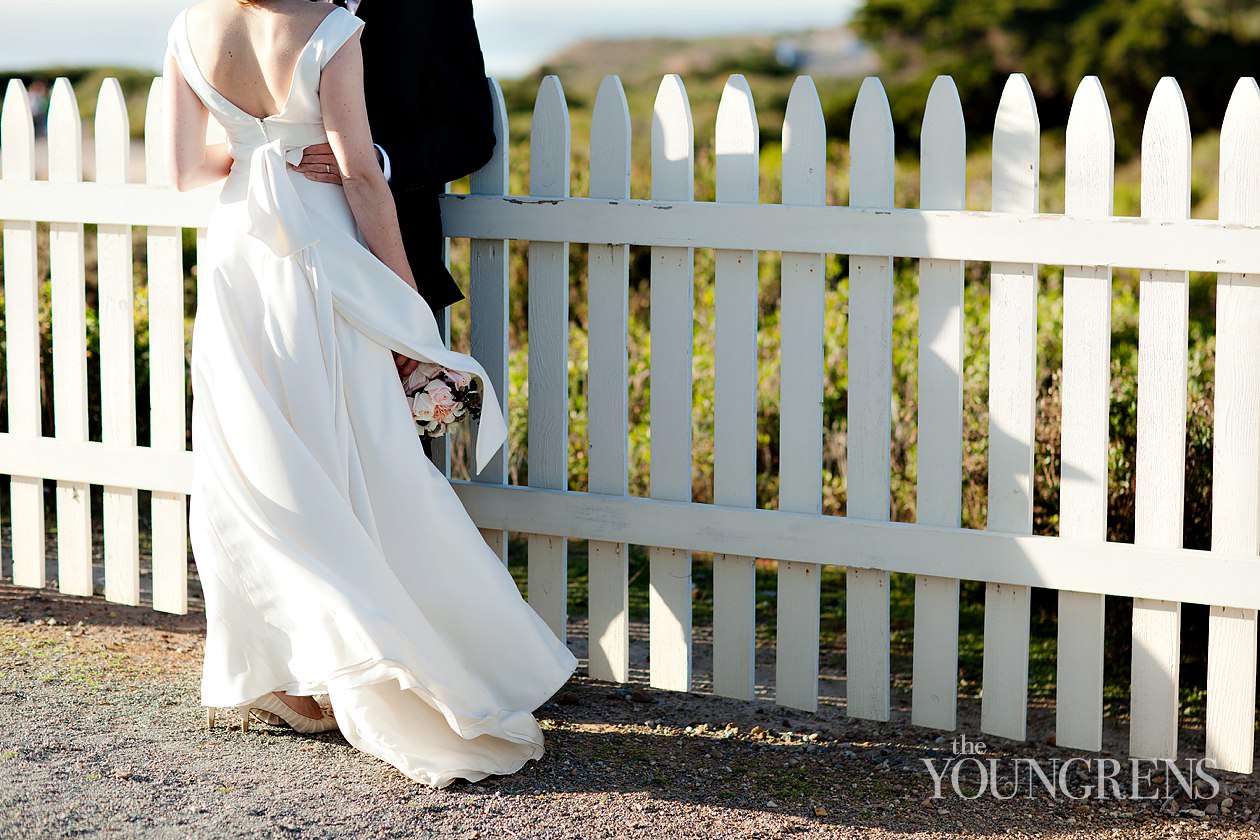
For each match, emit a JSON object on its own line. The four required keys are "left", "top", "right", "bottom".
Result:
{"left": 402, "top": 362, "right": 483, "bottom": 439}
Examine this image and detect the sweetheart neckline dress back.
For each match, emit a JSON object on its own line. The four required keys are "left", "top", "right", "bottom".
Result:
{"left": 166, "top": 6, "right": 577, "bottom": 788}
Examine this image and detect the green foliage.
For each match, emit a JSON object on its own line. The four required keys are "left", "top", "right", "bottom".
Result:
{"left": 850, "top": 0, "right": 1260, "bottom": 157}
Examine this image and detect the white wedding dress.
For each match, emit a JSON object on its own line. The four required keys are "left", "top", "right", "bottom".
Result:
{"left": 166, "top": 7, "right": 577, "bottom": 788}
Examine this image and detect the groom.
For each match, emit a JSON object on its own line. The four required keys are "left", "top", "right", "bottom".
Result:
{"left": 301, "top": 0, "right": 496, "bottom": 313}
{"left": 298, "top": 0, "right": 497, "bottom": 457}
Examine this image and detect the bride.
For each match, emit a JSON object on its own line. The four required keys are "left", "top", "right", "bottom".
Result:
{"left": 163, "top": 0, "right": 577, "bottom": 788}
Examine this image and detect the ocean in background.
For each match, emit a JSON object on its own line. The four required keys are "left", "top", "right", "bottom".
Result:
{"left": 0, "top": 0, "right": 855, "bottom": 79}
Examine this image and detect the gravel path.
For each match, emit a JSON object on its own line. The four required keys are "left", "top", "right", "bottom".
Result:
{"left": 2, "top": 580, "right": 1258, "bottom": 839}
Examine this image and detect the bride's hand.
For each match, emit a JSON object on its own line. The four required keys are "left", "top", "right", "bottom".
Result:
{"left": 293, "top": 143, "right": 343, "bottom": 184}
{"left": 394, "top": 352, "right": 420, "bottom": 381}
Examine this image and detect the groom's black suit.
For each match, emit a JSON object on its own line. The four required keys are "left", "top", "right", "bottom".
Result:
{"left": 351, "top": 0, "right": 497, "bottom": 314}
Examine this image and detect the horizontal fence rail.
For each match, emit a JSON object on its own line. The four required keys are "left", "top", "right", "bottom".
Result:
{"left": 2, "top": 69, "right": 1259, "bottom": 776}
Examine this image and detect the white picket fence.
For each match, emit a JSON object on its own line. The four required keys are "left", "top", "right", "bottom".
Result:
{"left": 1, "top": 70, "right": 1259, "bottom": 775}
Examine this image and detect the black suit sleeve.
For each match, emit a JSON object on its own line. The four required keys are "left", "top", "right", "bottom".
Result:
{"left": 372, "top": 0, "right": 497, "bottom": 193}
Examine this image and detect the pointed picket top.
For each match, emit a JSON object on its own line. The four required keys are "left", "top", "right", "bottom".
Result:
{"left": 652, "top": 74, "right": 694, "bottom": 202}
{"left": 850, "top": 76, "right": 894, "bottom": 208}
{"left": 920, "top": 75, "right": 965, "bottom": 211}
{"left": 470, "top": 78, "right": 509, "bottom": 196}
{"left": 590, "top": 75, "right": 631, "bottom": 201}
{"left": 993, "top": 74, "right": 1039, "bottom": 213}
{"left": 715, "top": 74, "right": 759, "bottom": 204}
{"left": 1219, "top": 77, "right": 1260, "bottom": 226}
{"left": 2, "top": 79, "right": 36, "bottom": 180}
{"left": 1141, "top": 77, "right": 1191, "bottom": 220}
{"left": 782, "top": 76, "right": 825, "bottom": 207}
{"left": 1065, "top": 77, "right": 1114, "bottom": 218}
{"left": 47, "top": 77, "right": 83, "bottom": 183}
{"left": 144, "top": 77, "right": 168, "bottom": 186}
{"left": 95, "top": 78, "right": 131, "bottom": 185}
{"left": 530, "top": 75, "right": 571, "bottom": 198}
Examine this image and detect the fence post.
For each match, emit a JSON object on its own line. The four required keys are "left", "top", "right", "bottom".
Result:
{"left": 470, "top": 78, "right": 511, "bottom": 564}
{"left": 1, "top": 80, "right": 45, "bottom": 589}
{"left": 47, "top": 78, "right": 93, "bottom": 598}
{"left": 96, "top": 78, "right": 142, "bottom": 607}
{"left": 776, "top": 75, "right": 827, "bottom": 712}
{"left": 1204, "top": 76, "right": 1260, "bottom": 775}
{"left": 981, "top": 73, "right": 1039, "bottom": 743}
{"left": 845, "top": 76, "right": 894, "bottom": 722}
{"left": 1129, "top": 77, "right": 1191, "bottom": 762}
{"left": 146, "top": 77, "right": 189, "bottom": 615}
{"left": 912, "top": 75, "right": 966, "bottom": 732}
{"left": 586, "top": 75, "right": 633, "bottom": 684}
{"left": 712, "top": 74, "right": 760, "bottom": 701}
{"left": 1056, "top": 76, "right": 1114, "bottom": 753}
{"left": 648, "top": 74, "right": 695, "bottom": 693}
{"left": 526, "top": 75, "right": 571, "bottom": 642}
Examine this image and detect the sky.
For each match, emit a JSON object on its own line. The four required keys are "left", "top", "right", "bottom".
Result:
{"left": 0, "top": 0, "right": 858, "bottom": 78}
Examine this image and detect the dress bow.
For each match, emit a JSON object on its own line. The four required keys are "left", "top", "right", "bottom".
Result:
{"left": 245, "top": 138, "right": 321, "bottom": 258}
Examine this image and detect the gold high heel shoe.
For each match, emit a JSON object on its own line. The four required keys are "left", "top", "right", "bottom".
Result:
{"left": 206, "top": 692, "right": 338, "bottom": 734}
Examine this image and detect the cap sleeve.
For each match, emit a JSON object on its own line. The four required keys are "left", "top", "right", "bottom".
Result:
{"left": 315, "top": 7, "right": 366, "bottom": 69}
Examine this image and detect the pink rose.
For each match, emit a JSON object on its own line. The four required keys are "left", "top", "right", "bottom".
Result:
{"left": 446, "top": 369, "right": 473, "bottom": 389}
{"left": 424, "top": 380, "right": 455, "bottom": 406}
{"left": 411, "top": 391, "right": 436, "bottom": 422}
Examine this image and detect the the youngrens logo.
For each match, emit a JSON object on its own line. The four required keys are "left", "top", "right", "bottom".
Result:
{"left": 923, "top": 734, "right": 1221, "bottom": 801}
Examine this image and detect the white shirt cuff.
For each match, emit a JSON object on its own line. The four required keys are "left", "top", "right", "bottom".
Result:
{"left": 374, "top": 143, "right": 392, "bottom": 183}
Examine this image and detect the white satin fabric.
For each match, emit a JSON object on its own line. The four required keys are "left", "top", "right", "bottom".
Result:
{"left": 167, "top": 8, "right": 577, "bottom": 788}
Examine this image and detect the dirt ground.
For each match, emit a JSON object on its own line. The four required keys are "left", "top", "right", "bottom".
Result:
{"left": 2, "top": 579, "right": 1258, "bottom": 839}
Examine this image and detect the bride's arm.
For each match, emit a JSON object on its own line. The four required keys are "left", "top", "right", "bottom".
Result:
{"left": 164, "top": 52, "right": 232, "bottom": 192}
{"left": 318, "top": 33, "right": 420, "bottom": 296}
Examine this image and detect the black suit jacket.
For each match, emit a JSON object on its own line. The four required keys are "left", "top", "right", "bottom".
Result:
{"left": 352, "top": 0, "right": 497, "bottom": 313}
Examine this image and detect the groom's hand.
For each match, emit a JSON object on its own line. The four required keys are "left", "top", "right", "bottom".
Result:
{"left": 293, "top": 143, "right": 343, "bottom": 184}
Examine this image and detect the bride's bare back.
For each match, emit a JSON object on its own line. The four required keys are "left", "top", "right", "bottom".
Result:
{"left": 183, "top": 0, "right": 337, "bottom": 119}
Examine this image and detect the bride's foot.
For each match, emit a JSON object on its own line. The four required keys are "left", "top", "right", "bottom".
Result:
{"left": 271, "top": 690, "right": 325, "bottom": 721}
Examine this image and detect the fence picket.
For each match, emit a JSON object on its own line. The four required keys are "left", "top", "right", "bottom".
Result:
{"left": 1130, "top": 77, "right": 1191, "bottom": 761}
{"left": 145, "top": 78, "right": 188, "bottom": 614}
{"left": 470, "top": 79, "right": 511, "bottom": 564}
{"left": 649, "top": 74, "right": 695, "bottom": 693}
{"left": 711, "top": 75, "right": 760, "bottom": 701}
{"left": 95, "top": 79, "right": 141, "bottom": 606}
{"left": 846, "top": 76, "right": 894, "bottom": 722}
{"left": 586, "top": 75, "right": 633, "bottom": 684}
{"left": 1, "top": 80, "right": 45, "bottom": 588}
{"left": 981, "top": 73, "right": 1039, "bottom": 742}
{"left": 912, "top": 76, "right": 966, "bottom": 731}
{"left": 776, "top": 76, "right": 827, "bottom": 712}
{"left": 526, "top": 76, "right": 571, "bottom": 642}
{"left": 48, "top": 79, "right": 93, "bottom": 597}
{"left": 1056, "top": 76, "right": 1114, "bottom": 752}
{"left": 1204, "top": 77, "right": 1260, "bottom": 775}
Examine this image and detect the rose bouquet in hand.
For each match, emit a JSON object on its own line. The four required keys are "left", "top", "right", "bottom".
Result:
{"left": 401, "top": 362, "right": 483, "bottom": 438}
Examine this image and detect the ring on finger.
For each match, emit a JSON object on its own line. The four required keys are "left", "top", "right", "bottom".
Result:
{"left": 325, "top": 163, "right": 331, "bottom": 174}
